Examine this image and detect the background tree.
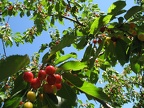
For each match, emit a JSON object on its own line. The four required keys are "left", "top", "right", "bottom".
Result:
{"left": 0, "top": 0, "right": 144, "bottom": 108}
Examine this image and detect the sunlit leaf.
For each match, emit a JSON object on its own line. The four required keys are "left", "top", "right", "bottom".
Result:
{"left": 46, "top": 35, "right": 76, "bottom": 63}
{"left": 63, "top": 73, "right": 110, "bottom": 102}
{"left": 59, "top": 61, "right": 87, "bottom": 71}
{"left": 90, "top": 15, "right": 112, "bottom": 34}
{"left": 3, "top": 96, "right": 21, "bottom": 108}
{"left": 108, "top": 1, "right": 126, "bottom": 15}
{"left": 0, "top": 55, "right": 30, "bottom": 82}
{"left": 131, "top": 63, "right": 141, "bottom": 73}
{"left": 55, "top": 53, "right": 77, "bottom": 65}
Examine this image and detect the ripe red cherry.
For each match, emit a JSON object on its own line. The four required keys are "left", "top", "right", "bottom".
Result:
{"left": 31, "top": 78, "right": 41, "bottom": 89}
{"left": 100, "top": 26, "right": 106, "bottom": 33}
{"left": 47, "top": 75, "right": 56, "bottom": 85}
{"left": 23, "top": 71, "right": 34, "bottom": 83}
{"left": 93, "top": 39, "right": 97, "bottom": 44}
{"left": 55, "top": 83, "right": 62, "bottom": 90}
{"left": 43, "top": 83, "right": 57, "bottom": 94}
{"left": 54, "top": 74, "right": 62, "bottom": 84}
{"left": 38, "top": 70, "right": 47, "bottom": 80}
{"left": 45, "top": 65, "right": 56, "bottom": 75}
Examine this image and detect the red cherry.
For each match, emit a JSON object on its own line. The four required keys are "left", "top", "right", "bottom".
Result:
{"left": 23, "top": 72, "right": 34, "bottom": 83}
{"left": 43, "top": 83, "right": 57, "bottom": 94}
{"left": 31, "top": 78, "right": 41, "bottom": 89}
{"left": 47, "top": 75, "right": 56, "bottom": 85}
{"left": 93, "top": 39, "right": 97, "bottom": 44}
{"left": 45, "top": 65, "right": 56, "bottom": 75}
{"left": 54, "top": 74, "right": 62, "bottom": 84}
{"left": 98, "top": 39, "right": 102, "bottom": 44}
{"left": 19, "top": 101, "right": 24, "bottom": 105}
{"left": 100, "top": 26, "right": 106, "bottom": 33}
{"left": 55, "top": 83, "right": 62, "bottom": 90}
{"left": 38, "top": 70, "right": 47, "bottom": 80}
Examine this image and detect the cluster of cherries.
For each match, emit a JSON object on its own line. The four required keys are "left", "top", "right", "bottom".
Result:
{"left": 23, "top": 65, "right": 62, "bottom": 93}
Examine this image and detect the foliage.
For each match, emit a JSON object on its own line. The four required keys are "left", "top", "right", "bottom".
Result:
{"left": 0, "top": 0, "right": 144, "bottom": 108}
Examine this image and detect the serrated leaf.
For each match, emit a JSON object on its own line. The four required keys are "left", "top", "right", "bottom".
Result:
{"left": 108, "top": 1, "right": 126, "bottom": 14}
{"left": 124, "top": 6, "right": 141, "bottom": 20}
{"left": 63, "top": 73, "right": 110, "bottom": 102}
{"left": 0, "top": 55, "right": 30, "bottom": 82}
{"left": 55, "top": 53, "right": 77, "bottom": 65}
{"left": 57, "top": 83, "right": 77, "bottom": 106}
{"left": 59, "top": 61, "right": 87, "bottom": 71}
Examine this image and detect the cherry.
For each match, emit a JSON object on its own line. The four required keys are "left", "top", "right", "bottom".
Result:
{"left": 43, "top": 83, "right": 57, "bottom": 94}
{"left": 45, "top": 65, "right": 56, "bottom": 75}
{"left": 47, "top": 75, "right": 56, "bottom": 85}
{"left": 54, "top": 74, "right": 62, "bottom": 84}
{"left": 23, "top": 101, "right": 33, "bottom": 108}
{"left": 100, "top": 26, "right": 106, "bottom": 33}
{"left": 23, "top": 72, "right": 34, "bottom": 83}
{"left": 98, "top": 39, "right": 102, "bottom": 44}
{"left": 55, "top": 83, "right": 62, "bottom": 90}
{"left": 93, "top": 39, "right": 97, "bottom": 44}
{"left": 38, "top": 70, "right": 47, "bottom": 80}
{"left": 30, "top": 78, "right": 41, "bottom": 89}
{"left": 19, "top": 101, "right": 24, "bottom": 105}
{"left": 8, "top": 5, "right": 13, "bottom": 10}
{"left": 27, "top": 91, "right": 36, "bottom": 102}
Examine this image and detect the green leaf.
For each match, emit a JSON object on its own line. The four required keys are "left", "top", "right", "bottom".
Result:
{"left": 74, "top": 36, "right": 88, "bottom": 50}
{"left": 115, "top": 39, "right": 129, "bottom": 66}
{"left": 43, "top": 93, "right": 57, "bottom": 108}
{"left": 55, "top": 53, "right": 77, "bottom": 65}
{"left": 59, "top": 61, "right": 87, "bottom": 71}
{"left": 63, "top": 73, "right": 110, "bottom": 102}
{"left": 0, "top": 55, "right": 30, "bottom": 82}
{"left": 90, "top": 15, "right": 112, "bottom": 34}
{"left": 57, "top": 83, "right": 77, "bottom": 106}
{"left": 124, "top": 6, "right": 141, "bottom": 20}
{"left": 89, "top": 17, "right": 100, "bottom": 34}
{"left": 11, "top": 73, "right": 27, "bottom": 95}
{"left": 3, "top": 96, "right": 21, "bottom": 108}
{"left": 130, "top": 56, "right": 141, "bottom": 73}
{"left": 0, "top": 92, "right": 7, "bottom": 101}
{"left": 45, "top": 35, "right": 76, "bottom": 63}
{"left": 108, "top": 1, "right": 126, "bottom": 15}
{"left": 131, "top": 63, "right": 141, "bottom": 74}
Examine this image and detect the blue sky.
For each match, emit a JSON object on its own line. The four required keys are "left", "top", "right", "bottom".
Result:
{"left": 0, "top": 0, "right": 137, "bottom": 107}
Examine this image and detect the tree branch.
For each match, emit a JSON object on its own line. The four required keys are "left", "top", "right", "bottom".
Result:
{"left": 61, "top": 15, "right": 85, "bottom": 26}
{"left": 95, "top": 98, "right": 113, "bottom": 108}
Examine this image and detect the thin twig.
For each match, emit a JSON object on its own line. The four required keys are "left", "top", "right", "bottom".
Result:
{"left": 95, "top": 98, "right": 113, "bottom": 108}
{"left": 66, "top": 0, "right": 85, "bottom": 26}
{"left": 61, "top": 15, "right": 84, "bottom": 26}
